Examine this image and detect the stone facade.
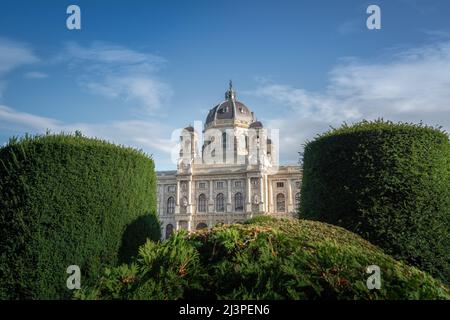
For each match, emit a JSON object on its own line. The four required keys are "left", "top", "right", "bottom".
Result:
{"left": 157, "top": 83, "right": 302, "bottom": 239}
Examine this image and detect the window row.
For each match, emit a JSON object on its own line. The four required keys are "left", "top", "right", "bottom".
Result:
{"left": 165, "top": 180, "right": 301, "bottom": 194}
{"left": 198, "top": 193, "right": 243, "bottom": 212}
{"left": 165, "top": 192, "right": 300, "bottom": 214}
{"left": 197, "top": 180, "right": 244, "bottom": 190}
{"left": 275, "top": 181, "right": 302, "bottom": 189}
{"left": 165, "top": 193, "right": 244, "bottom": 214}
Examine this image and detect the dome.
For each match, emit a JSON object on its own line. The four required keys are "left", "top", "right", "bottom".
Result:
{"left": 205, "top": 82, "right": 255, "bottom": 129}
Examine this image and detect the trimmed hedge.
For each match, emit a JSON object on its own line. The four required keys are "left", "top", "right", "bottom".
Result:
{"left": 0, "top": 133, "right": 160, "bottom": 299}
{"left": 299, "top": 120, "right": 450, "bottom": 284}
{"left": 75, "top": 217, "right": 449, "bottom": 300}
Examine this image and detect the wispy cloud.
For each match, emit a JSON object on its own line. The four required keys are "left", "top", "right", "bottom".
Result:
{"left": 65, "top": 42, "right": 165, "bottom": 66}
{"left": 0, "top": 38, "right": 38, "bottom": 75}
{"left": 0, "top": 39, "right": 177, "bottom": 168}
{"left": 0, "top": 104, "right": 177, "bottom": 166}
{"left": 62, "top": 42, "right": 172, "bottom": 115}
{"left": 251, "top": 41, "right": 450, "bottom": 163}
{"left": 24, "top": 71, "right": 48, "bottom": 79}
{"left": 0, "top": 38, "right": 39, "bottom": 96}
{"left": 0, "top": 105, "right": 59, "bottom": 132}
{"left": 337, "top": 19, "right": 362, "bottom": 36}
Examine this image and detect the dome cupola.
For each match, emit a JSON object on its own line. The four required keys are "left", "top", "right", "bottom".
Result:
{"left": 205, "top": 81, "right": 255, "bottom": 129}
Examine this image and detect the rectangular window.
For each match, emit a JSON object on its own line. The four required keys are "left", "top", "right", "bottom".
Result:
{"left": 276, "top": 182, "right": 284, "bottom": 188}
{"left": 234, "top": 192, "right": 243, "bottom": 211}
{"left": 167, "top": 185, "right": 176, "bottom": 192}
{"left": 198, "top": 182, "right": 206, "bottom": 189}
{"left": 235, "top": 180, "right": 243, "bottom": 188}
{"left": 216, "top": 181, "right": 224, "bottom": 189}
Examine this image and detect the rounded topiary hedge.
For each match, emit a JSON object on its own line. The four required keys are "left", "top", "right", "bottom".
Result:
{"left": 0, "top": 133, "right": 160, "bottom": 299}
{"left": 75, "top": 217, "right": 449, "bottom": 300}
{"left": 299, "top": 120, "right": 450, "bottom": 284}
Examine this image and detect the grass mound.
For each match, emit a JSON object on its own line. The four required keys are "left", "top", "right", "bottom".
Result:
{"left": 76, "top": 217, "right": 449, "bottom": 300}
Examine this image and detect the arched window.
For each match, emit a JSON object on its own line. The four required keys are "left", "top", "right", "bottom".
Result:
{"left": 196, "top": 222, "right": 208, "bottom": 230}
{"left": 295, "top": 193, "right": 301, "bottom": 211}
{"left": 198, "top": 194, "right": 207, "bottom": 212}
{"left": 276, "top": 193, "right": 285, "bottom": 212}
{"left": 165, "top": 224, "right": 174, "bottom": 239}
{"left": 167, "top": 197, "right": 175, "bottom": 214}
{"left": 235, "top": 192, "right": 243, "bottom": 211}
{"left": 216, "top": 193, "right": 225, "bottom": 212}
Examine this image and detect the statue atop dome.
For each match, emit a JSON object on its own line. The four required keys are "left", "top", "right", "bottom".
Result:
{"left": 225, "top": 80, "right": 236, "bottom": 100}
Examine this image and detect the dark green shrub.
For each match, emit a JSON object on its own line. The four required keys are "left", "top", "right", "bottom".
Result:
{"left": 119, "top": 215, "right": 161, "bottom": 264}
{"left": 0, "top": 133, "right": 160, "bottom": 299}
{"left": 76, "top": 218, "right": 449, "bottom": 300}
{"left": 244, "top": 215, "right": 277, "bottom": 225}
{"left": 299, "top": 120, "right": 450, "bottom": 284}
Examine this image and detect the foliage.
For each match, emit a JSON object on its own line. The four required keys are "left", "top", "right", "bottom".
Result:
{"left": 0, "top": 132, "right": 160, "bottom": 299}
{"left": 299, "top": 119, "right": 450, "bottom": 284}
{"left": 76, "top": 217, "right": 449, "bottom": 300}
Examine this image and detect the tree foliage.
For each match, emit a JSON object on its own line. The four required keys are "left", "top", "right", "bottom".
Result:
{"left": 76, "top": 217, "right": 449, "bottom": 300}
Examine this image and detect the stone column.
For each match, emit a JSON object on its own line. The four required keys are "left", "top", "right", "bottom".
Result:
{"left": 209, "top": 180, "right": 214, "bottom": 213}
{"left": 259, "top": 176, "right": 264, "bottom": 213}
{"left": 227, "top": 180, "right": 232, "bottom": 212}
{"left": 287, "top": 179, "right": 293, "bottom": 213}
{"left": 246, "top": 176, "right": 252, "bottom": 212}
{"left": 265, "top": 175, "right": 269, "bottom": 213}
{"left": 188, "top": 179, "right": 192, "bottom": 204}
{"left": 175, "top": 180, "right": 180, "bottom": 214}
{"left": 187, "top": 178, "right": 193, "bottom": 214}
{"left": 160, "top": 185, "right": 165, "bottom": 216}
{"left": 268, "top": 178, "right": 273, "bottom": 213}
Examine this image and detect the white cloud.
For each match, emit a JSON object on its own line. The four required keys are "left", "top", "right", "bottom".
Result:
{"left": 0, "top": 105, "right": 59, "bottom": 132}
{"left": 62, "top": 42, "right": 171, "bottom": 115}
{"left": 251, "top": 41, "right": 450, "bottom": 164}
{"left": 0, "top": 38, "right": 38, "bottom": 75}
{"left": 0, "top": 38, "right": 39, "bottom": 97}
{"left": 0, "top": 104, "right": 177, "bottom": 167}
{"left": 24, "top": 71, "right": 48, "bottom": 79}
{"left": 65, "top": 42, "right": 165, "bottom": 66}
{"left": 0, "top": 40, "right": 177, "bottom": 168}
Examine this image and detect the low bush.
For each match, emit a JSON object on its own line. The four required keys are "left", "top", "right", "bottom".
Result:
{"left": 76, "top": 218, "right": 449, "bottom": 300}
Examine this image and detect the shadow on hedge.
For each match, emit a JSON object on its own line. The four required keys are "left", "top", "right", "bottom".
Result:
{"left": 118, "top": 214, "right": 161, "bottom": 264}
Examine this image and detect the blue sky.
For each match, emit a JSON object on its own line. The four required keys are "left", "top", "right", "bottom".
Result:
{"left": 1, "top": 0, "right": 450, "bottom": 170}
